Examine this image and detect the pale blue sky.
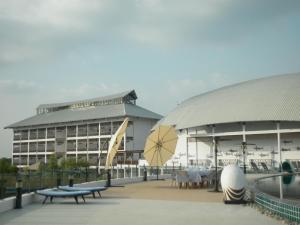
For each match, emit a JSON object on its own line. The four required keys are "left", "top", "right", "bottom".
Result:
{"left": 0, "top": 0, "right": 300, "bottom": 157}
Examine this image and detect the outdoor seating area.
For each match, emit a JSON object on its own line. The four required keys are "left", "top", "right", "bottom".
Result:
{"left": 174, "top": 169, "right": 210, "bottom": 189}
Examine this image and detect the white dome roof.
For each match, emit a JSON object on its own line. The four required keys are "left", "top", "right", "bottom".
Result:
{"left": 160, "top": 73, "right": 300, "bottom": 129}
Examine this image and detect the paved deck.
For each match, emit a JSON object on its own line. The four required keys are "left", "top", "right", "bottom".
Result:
{"left": 0, "top": 180, "right": 281, "bottom": 225}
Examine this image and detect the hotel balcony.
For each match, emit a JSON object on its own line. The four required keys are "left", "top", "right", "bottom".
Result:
{"left": 47, "top": 142, "right": 55, "bottom": 152}
{"left": 100, "top": 122, "right": 111, "bottom": 135}
{"left": 88, "top": 124, "right": 99, "bottom": 136}
{"left": 67, "top": 126, "right": 76, "bottom": 137}
{"left": 47, "top": 128, "right": 55, "bottom": 139}
{"left": 67, "top": 140, "right": 76, "bottom": 152}
{"left": 29, "top": 157, "right": 36, "bottom": 165}
{"left": 77, "top": 125, "right": 87, "bottom": 137}
{"left": 77, "top": 140, "right": 87, "bottom": 151}
{"left": 29, "top": 143, "right": 37, "bottom": 153}
{"left": 13, "top": 144, "right": 20, "bottom": 153}
{"left": 20, "top": 143, "right": 28, "bottom": 153}
{"left": 37, "top": 129, "right": 46, "bottom": 139}
{"left": 88, "top": 154, "right": 98, "bottom": 166}
{"left": 37, "top": 142, "right": 46, "bottom": 152}
{"left": 29, "top": 130, "right": 37, "bottom": 139}
{"left": 88, "top": 139, "right": 98, "bottom": 151}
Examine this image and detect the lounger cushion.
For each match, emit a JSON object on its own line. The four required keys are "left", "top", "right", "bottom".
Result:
{"left": 59, "top": 186, "right": 107, "bottom": 192}
{"left": 37, "top": 189, "right": 91, "bottom": 197}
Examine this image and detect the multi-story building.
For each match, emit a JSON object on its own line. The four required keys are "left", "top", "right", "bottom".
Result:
{"left": 5, "top": 90, "right": 162, "bottom": 168}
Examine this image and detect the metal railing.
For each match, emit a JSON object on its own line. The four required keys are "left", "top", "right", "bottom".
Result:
{"left": 255, "top": 192, "right": 300, "bottom": 223}
{"left": 0, "top": 165, "right": 176, "bottom": 200}
{"left": 252, "top": 173, "right": 300, "bottom": 223}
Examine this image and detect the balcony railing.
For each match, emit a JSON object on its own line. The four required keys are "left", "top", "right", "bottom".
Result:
{"left": 88, "top": 124, "right": 99, "bottom": 136}
{"left": 38, "top": 129, "right": 46, "bottom": 139}
{"left": 66, "top": 126, "right": 76, "bottom": 137}
{"left": 47, "top": 129, "right": 55, "bottom": 138}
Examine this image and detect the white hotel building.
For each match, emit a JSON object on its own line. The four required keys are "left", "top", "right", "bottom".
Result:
{"left": 5, "top": 90, "right": 162, "bottom": 168}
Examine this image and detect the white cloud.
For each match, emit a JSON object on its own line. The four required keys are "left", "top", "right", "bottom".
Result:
{"left": 1, "top": 0, "right": 299, "bottom": 64}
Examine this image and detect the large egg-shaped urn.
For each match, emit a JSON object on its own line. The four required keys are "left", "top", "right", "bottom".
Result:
{"left": 221, "top": 165, "right": 247, "bottom": 204}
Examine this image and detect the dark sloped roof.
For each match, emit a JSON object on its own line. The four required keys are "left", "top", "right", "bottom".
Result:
{"left": 158, "top": 73, "right": 300, "bottom": 129}
{"left": 6, "top": 103, "right": 162, "bottom": 129}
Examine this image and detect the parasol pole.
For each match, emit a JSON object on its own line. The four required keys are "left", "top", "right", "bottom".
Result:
{"left": 157, "top": 149, "right": 159, "bottom": 180}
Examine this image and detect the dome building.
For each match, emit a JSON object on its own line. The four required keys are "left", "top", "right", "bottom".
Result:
{"left": 159, "top": 73, "right": 300, "bottom": 170}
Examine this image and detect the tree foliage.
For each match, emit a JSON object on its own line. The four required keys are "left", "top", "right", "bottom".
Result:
{"left": 0, "top": 158, "right": 17, "bottom": 174}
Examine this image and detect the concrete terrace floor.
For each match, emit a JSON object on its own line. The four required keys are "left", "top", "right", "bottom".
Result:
{"left": 0, "top": 180, "right": 281, "bottom": 225}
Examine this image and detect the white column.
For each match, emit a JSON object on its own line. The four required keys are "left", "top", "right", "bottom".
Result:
{"left": 45, "top": 128, "right": 48, "bottom": 163}
{"left": 277, "top": 122, "right": 283, "bottom": 200}
{"left": 186, "top": 129, "right": 189, "bottom": 167}
{"left": 26, "top": 130, "right": 29, "bottom": 166}
{"left": 86, "top": 124, "right": 89, "bottom": 161}
{"left": 98, "top": 122, "right": 101, "bottom": 171}
{"left": 76, "top": 125, "right": 78, "bottom": 163}
{"left": 242, "top": 123, "right": 246, "bottom": 142}
{"left": 196, "top": 128, "right": 199, "bottom": 166}
{"left": 138, "top": 166, "right": 141, "bottom": 177}
{"left": 212, "top": 126, "right": 216, "bottom": 167}
{"left": 242, "top": 123, "right": 247, "bottom": 170}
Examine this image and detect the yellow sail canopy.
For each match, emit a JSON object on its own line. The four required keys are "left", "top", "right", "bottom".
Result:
{"left": 105, "top": 118, "right": 129, "bottom": 169}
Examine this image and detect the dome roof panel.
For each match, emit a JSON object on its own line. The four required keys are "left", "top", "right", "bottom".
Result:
{"left": 160, "top": 73, "right": 300, "bottom": 129}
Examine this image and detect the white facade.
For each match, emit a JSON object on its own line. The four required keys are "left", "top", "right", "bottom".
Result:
{"left": 167, "top": 121, "right": 300, "bottom": 170}
{"left": 11, "top": 117, "right": 158, "bottom": 168}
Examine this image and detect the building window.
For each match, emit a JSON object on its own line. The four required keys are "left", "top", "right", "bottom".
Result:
{"left": 38, "top": 129, "right": 46, "bottom": 139}
{"left": 13, "top": 131, "right": 21, "bottom": 141}
{"left": 88, "top": 124, "right": 99, "bottom": 136}
{"left": 29, "top": 143, "right": 37, "bottom": 152}
{"left": 100, "top": 122, "right": 111, "bottom": 135}
{"left": 88, "top": 139, "right": 98, "bottom": 151}
{"left": 47, "top": 141, "right": 55, "bottom": 152}
{"left": 112, "top": 121, "right": 123, "bottom": 133}
{"left": 13, "top": 143, "right": 20, "bottom": 153}
{"left": 47, "top": 128, "right": 55, "bottom": 139}
{"left": 37, "top": 142, "right": 45, "bottom": 152}
{"left": 67, "top": 140, "right": 76, "bottom": 151}
{"left": 37, "top": 155, "right": 45, "bottom": 163}
{"left": 100, "top": 138, "right": 110, "bottom": 150}
{"left": 67, "top": 126, "right": 76, "bottom": 137}
{"left": 88, "top": 154, "right": 98, "bottom": 166}
{"left": 29, "top": 156, "right": 36, "bottom": 165}
{"left": 20, "top": 156, "right": 27, "bottom": 165}
{"left": 21, "top": 143, "right": 28, "bottom": 153}
{"left": 56, "top": 127, "right": 66, "bottom": 138}
{"left": 30, "top": 130, "right": 37, "bottom": 139}
{"left": 21, "top": 130, "right": 28, "bottom": 140}
{"left": 78, "top": 125, "right": 87, "bottom": 137}
{"left": 78, "top": 140, "right": 87, "bottom": 151}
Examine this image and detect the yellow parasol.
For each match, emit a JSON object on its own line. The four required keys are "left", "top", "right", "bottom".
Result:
{"left": 105, "top": 118, "right": 129, "bottom": 170}
{"left": 144, "top": 125, "right": 178, "bottom": 179}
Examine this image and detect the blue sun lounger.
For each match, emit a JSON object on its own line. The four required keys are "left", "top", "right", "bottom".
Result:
{"left": 36, "top": 189, "right": 91, "bottom": 204}
{"left": 59, "top": 186, "right": 107, "bottom": 198}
